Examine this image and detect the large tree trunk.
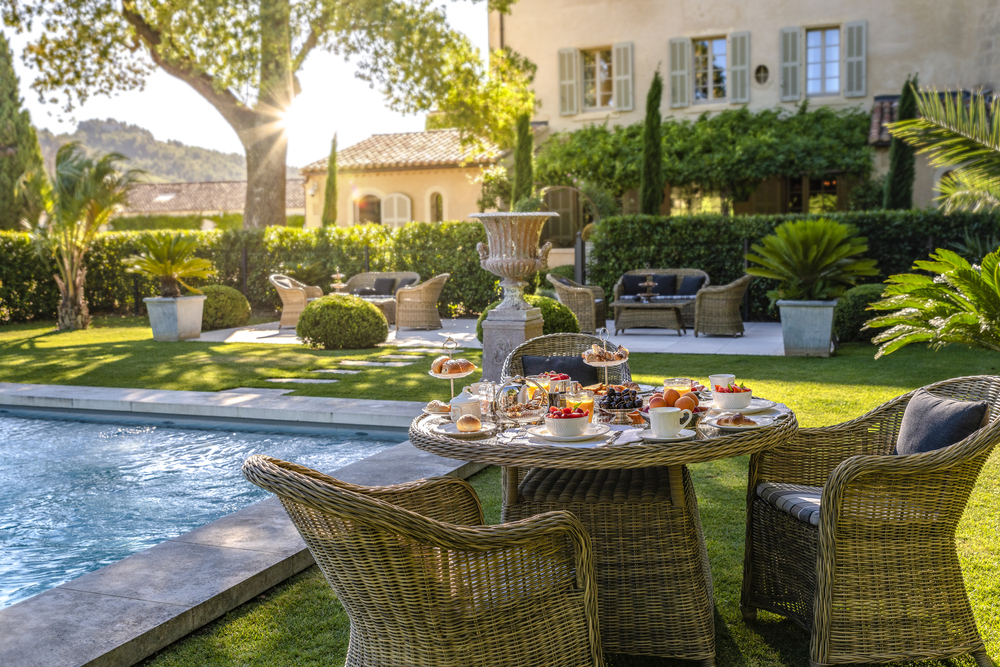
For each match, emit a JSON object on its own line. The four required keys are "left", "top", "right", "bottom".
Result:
{"left": 242, "top": 120, "right": 288, "bottom": 229}
{"left": 53, "top": 266, "right": 91, "bottom": 331}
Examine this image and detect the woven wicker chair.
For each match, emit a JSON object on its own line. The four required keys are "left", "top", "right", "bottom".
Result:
{"left": 740, "top": 376, "right": 1000, "bottom": 667}
{"left": 243, "top": 455, "right": 604, "bottom": 667}
{"left": 613, "top": 269, "right": 710, "bottom": 329}
{"left": 269, "top": 274, "right": 323, "bottom": 328}
{"left": 693, "top": 274, "right": 752, "bottom": 337}
{"left": 396, "top": 273, "right": 450, "bottom": 330}
{"left": 501, "top": 333, "right": 632, "bottom": 384}
{"left": 547, "top": 274, "right": 606, "bottom": 334}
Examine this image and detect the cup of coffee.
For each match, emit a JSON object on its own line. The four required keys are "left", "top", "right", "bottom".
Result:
{"left": 709, "top": 374, "right": 736, "bottom": 392}
{"left": 649, "top": 406, "right": 692, "bottom": 438}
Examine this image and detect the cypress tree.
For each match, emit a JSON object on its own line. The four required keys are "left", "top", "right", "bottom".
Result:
{"left": 0, "top": 31, "right": 43, "bottom": 230}
{"left": 321, "top": 133, "right": 337, "bottom": 226}
{"left": 883, "top": 74, "right": 918, "bottom": 210}
{"left": 511, "top": 112, "right": 533, "bottom": 206}
{"left": 640, "top": 70, "right": 664, "bottom": 215}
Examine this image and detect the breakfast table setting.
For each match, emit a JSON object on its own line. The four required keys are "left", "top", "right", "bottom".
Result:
{"left": 409, "top": 344, "right": 799, "bottom": 666}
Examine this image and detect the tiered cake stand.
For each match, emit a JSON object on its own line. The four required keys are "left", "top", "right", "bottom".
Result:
{"left": 428, "top": 337, "right": 476, "bottom": 399}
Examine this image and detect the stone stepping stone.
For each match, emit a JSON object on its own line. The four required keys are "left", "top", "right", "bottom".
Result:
{"left": 392, "top": 347, "right": 443, "bottom": 353}
{"left": 311, "top": 369, "right": 362, "bottom": 375}
{"left": 340, "top": 360, "right": 414, "bottom": 367}
{"left": 219, "top": 387, "right": 294, "bottom": 396}
{"left": 380, "top": 354, "right": 424, "bottom": 360}
{"left": 266, "top": 378, "right": 339, "bottom": 384}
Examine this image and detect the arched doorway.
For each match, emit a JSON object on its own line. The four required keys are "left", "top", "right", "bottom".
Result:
{"left": 355, "top": 195, "right": 381, "bottom": 224}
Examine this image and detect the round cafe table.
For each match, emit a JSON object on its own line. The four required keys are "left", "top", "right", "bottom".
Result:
{"left": 409, "top": 403, "right": 798, "bottom": 666}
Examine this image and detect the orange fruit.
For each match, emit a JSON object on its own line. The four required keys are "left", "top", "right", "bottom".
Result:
{"left": 675, "top": 394, "right": 698, "bottom": 411}
{"left": 663, "top": 389, "right": 681, "bottom": 407}
{"left": 648, "top": 395, "right": 667, "bottom": 409}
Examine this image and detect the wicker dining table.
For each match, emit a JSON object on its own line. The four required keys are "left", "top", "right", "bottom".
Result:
{"left": 409, "top": 404, "right": 798, "bottom": 666}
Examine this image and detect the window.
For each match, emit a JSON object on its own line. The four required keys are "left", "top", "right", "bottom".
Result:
{"left": 693, "top": 38, "right": 727, "bottom": 101}
{"left": 806, "top": 28, "right": 840, "bottom": 96}
{"left": 808, "top": 176, "right": 838, "bottom": 212}
{"left": 381, "top": 193, "right": 412, "bottom": 227}
{"left": 355, "top": 195, "right": 381, "bottom": 224}
{"left": 755, "top": 65, "right": 769, "bottom": 85}
{"left": 430, "top": 192, "right": 444, "bottom": 223}
{"left": 582, "top": 48, "right": 613, "bottom": 109}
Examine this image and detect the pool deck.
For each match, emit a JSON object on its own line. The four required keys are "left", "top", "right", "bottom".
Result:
{"left": 0, "top": 384, "right": 484, "bottom": 667}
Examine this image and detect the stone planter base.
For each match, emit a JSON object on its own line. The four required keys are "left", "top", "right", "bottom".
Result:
{"left": 144, "top": 296, "right": 207, "bottom": 341}
{"left": 777, "top": 299, "right": 837, "bottom": 357}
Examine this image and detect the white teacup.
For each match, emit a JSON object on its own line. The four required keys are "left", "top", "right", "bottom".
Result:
{"left": 709, "top": 374, "right": 736, "bottom": 392}
{"left": 649, "top": 406, "right": 693, "bottom": 438}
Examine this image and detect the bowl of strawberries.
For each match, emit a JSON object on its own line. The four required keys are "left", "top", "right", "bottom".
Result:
{"left": 545, "top": 406, "right": 591, "bottom": 436}
{"left": 712, "top": 382, "right": 753, "bottom": 410}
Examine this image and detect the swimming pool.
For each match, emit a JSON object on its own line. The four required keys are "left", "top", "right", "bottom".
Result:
{"left": 0, "top": 413, "right": 398, "bottom": 608}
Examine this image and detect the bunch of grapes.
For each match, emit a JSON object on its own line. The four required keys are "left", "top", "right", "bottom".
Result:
{"left": 600, "top": 387, "right": 641, "bottom": 410}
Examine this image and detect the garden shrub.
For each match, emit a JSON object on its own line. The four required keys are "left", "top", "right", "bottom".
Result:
{"left": 833, "top": 283, "right": 887, "bottom": 343}
{"left": 475, "top": 294, "right": 579, "bottom": 343}
{"left": 296, "top": 294, "right": 388, "bottom": 349}
{"left": 547, "top": 264, "right": 577, "bottom": 282}
{"left": 201, "top": 285, "right": 251, "bottom": 331}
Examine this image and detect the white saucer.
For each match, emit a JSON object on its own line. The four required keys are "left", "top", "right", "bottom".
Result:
{"left": 703, "top": 415, "right": 775, "bottom": 431}
{"left": 525, "top": 422, "right": 611, "bottom": 442}
{"left": 637, "top": 428, "right": 697, "bottom": 443}
{"left": 703, "top": 397, "right": 777, "bottom": 414}
{"left": 422, "top": 409, "right": 452, "bottom": 418}
{"left": 431, "top": 421, "right": 497, "bottom": 439}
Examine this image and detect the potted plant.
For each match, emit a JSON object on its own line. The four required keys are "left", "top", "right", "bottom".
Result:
{"left": 123, "top": 233, "right": 216, "bottom": 341}
{"left": 746, "top": 219, "right": 878, "bottom": 356}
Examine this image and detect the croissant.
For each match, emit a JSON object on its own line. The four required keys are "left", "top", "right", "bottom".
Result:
{"left": 717, "top": 412, "right": 756, "bottom": 426}
{"left": 442, "top": 358, "right": 475, "bottom": 374}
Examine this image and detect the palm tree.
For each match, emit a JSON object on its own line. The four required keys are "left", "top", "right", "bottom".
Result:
{"left": 887, "top": 88, "right": 1000, "bottom": 212}
{"left": 19, "top": 143, "right": 143, "bottom": 330}
{"left": 123, "top": 233, "right": 215, "bottom": 298}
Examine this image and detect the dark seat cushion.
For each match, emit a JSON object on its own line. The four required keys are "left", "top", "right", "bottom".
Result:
{"left": 372, "top": 277, "right": 396, "bottom": 296}
{"left": 621, "top": 275, "right": 647, "bottom": 296}
{"left": 550, "top": 275, "right": 573, "bottom": 287}
{"left": 894, "top": 388, "right": 989, "bottom": 455}
{"left": 677, "top": 275, "right": 707, "bottom": 296}
{"left": 652, "top": 274, "right": 676, "bottom": 295}
{"left": 395, "top": 278, "right": 416, "bottom": 291}
{"left": 351, "top": 286, "right": 378, "bottom": 296}
{"left": 520, "top": 355, "right": 600, "bottom": 385}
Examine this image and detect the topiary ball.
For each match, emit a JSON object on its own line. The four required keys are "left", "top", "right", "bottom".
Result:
{"left": 833, "top": 283, "right": 886, "bottom": 344}
{"left": 201, "top": 284, "right": 251, "bottom": 331}
{"left": 476, "top": 294, "right": 580, "bottom": 343}
{"left": 297, "top": 294, "right": 388, "bottom": 350}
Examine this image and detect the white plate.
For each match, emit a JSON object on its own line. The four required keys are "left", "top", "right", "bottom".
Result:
{"left": 430, "top": 421, "right": 497, "bottom": 440}
{"left": 703, "top": 397, "right": 777, "bottom": 414}
{"left": 703, "top": 415, "right": 775, "bottom": 431}
{"left": 636, "top": 428, "right": 697, "bottom": 443}
{"left": 525, "top": 422, "right": 611, "bottom": 443}
{"left": 422, "top": 408, "right": 452, "bottom": 417}
{"left": 429, "top": 368, "right": 476, "bottom": 380}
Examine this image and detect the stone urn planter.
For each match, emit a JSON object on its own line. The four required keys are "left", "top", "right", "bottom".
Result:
{"left": 776, "top": 299, "right": 838, "bottom": 357}
{"left": 469, "top": 212, "right": 556, "bottom": 380}
{"left": 144, "top": 295, "right": 207, "bottom": 341}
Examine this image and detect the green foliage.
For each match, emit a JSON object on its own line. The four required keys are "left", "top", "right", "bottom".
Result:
{"left": 884, "top": 76, "right": 918, "bottom": 210}
{"left": 949, "top": 226, "right": 1000, "bottom": 263}
{"left": 577, "top": 181, "right": 621, "bottom": 220}
{"left": 867, "top": 248, "right": 1000, "bottom": 357}
{"left": 475, "top": 294, "right": 579, "bottom": 343}
{"left": 280, "top": 261, "right": 328, "bottom": 288}
{"left": 511, "top": 113, "right": 533, "bottom": 205}
{"left": 0, "top": 32, "right": 43, "bottom": 230}
{"left": 548, "top": 264, "right": 577, "bottom": 282}
{"left": 833, "top": 284, "right": 886, "bottom": 343}
{"left": 200, "top": 284, "right": 250, "bottom": 331}
{"left": 321, "top": 135, "right": 337, "bottom": 226}
{"left": 745, "top": 219, "right": 878, "bottom": 304}
{"left": 848, "top": 173, "right": 885, "bottom": 211}
{"left": 512, "top": 195, "right": 543, "bottom": 212}
{"left": 476, "top": 165, "right": 512, "bottom": 212}
{"left": 296, "top": 294, "right": 388, "bottom": 350}
{"left": 640, "top": 70, "right": 664, "bottom": 215}
{"left": 122, "top": 233, "right": 216, "bottom": 298}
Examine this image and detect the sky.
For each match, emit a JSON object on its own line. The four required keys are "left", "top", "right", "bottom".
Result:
{"left": 6, "top": 2, "right": 490, "bottom": 169}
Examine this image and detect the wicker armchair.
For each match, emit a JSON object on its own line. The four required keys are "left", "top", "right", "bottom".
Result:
{"left": 269, "top": 274, "right": 323, "bottom": 328}
{"left": 547, "top": 274, "right": 606, "bottom": 334}
{"left": 741, "top": 376, "right": 1000, "bottom": 667}
{"left": 243, "top": 455, "right": 604, "bottom": 667}
{"left": 613, "top": 269, "right": 710, "bottom": 328}
{"left": 693, "top": 274, "right": 752, "bottom": 337}
{"left": 396, "top": 273, "right": 450, "bottom": 330}
{"left": 501, "top": 333, "right": 632, "bottom": 384}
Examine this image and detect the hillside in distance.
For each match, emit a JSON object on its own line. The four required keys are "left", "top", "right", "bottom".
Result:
{"left": 38, "top": 119, "right": 300, "bottom": 183}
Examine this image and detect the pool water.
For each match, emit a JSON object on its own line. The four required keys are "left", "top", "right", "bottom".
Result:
{"left": 0, "top": 414, "right": 398, "bottom": 608}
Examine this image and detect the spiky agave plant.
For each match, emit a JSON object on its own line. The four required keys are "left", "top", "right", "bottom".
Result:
{"left": 123, "top": 233, "right": 216, "bottom": 298}
{"left": 866, "top": 248, "right": 1000, "bottom": 358}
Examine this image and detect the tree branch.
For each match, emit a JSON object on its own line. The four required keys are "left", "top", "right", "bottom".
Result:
{"left": 293, "top": 23, "right": 324, "bottom": 72}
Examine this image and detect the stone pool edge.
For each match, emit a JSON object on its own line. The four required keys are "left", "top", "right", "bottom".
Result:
{"left": 0, "top": 383, "right": 486, "bottom": 667}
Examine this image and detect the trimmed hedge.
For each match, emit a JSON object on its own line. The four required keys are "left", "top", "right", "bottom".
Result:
{"left": 108, "top": 214, "right": 305, "bottom": 231}
{"left": 475, "top": 294, "right": 580, "bottom": 343}
{"left": 201, "top": 285, "right": 251, "bottom": 331}
{"left": 833, "top": 284, "right": 887, "bottom": 343}
{"left": 296, "top": 294, "right": 388, "bottom": 349}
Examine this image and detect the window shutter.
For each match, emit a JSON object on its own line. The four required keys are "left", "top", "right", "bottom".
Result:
{"left": 383, "top": 195, "right": 395, "bottom": 222}
{"left": 558, "top": 48, "right": 579, "bottom": 116}
{"left": 779, "top": 27, "right": 801, "bottom": 102}
{"left": 730, "top": 31, "right": 750, "bottom": 104}
{"left": 844, "top": 21, "right": 867, "bottom": 98}
{"left": 382, "top": 193, "right": 411, "bottom": 227}
{"left": 613, "top": 42, "right": 634, "bottom": 112}
{"left": 669, "top": 38, "right": 690, "bottom": 108}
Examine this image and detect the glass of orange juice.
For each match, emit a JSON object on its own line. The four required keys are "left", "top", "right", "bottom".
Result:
{"left": 663, "top": 377, "right": 695, "bottom": 395}
{"left": 566, "top": 391, "right": 596, "bottom": 423}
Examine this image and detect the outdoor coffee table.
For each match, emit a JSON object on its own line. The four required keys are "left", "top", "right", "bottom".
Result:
{"left": 611, "top": 297, "right": 695, "bottom": 335}
{"left": 409, "top": 404, "right": 798, "bottom": 665}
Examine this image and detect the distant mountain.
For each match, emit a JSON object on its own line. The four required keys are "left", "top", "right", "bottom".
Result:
{"left": 37, "top": 118, "right": 300, "bottom": 183}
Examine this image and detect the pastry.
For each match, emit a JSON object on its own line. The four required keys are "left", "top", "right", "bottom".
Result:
{"left": 425, "top": 399, "right": 450, "bottom": 413}
{"left": 431, "top": 355, "right": 450, "bottom": 374}
{"left": 456, "top": 414, "right": 482, "bottom": 432}
{"left": 717, "top": 412, "right": 756, "bottom": 426}
{"left": 581, "top": 344, "right": 629, "bottom": 363}
{"left": 442, "top": 358, "right": 475, "bottom": 374}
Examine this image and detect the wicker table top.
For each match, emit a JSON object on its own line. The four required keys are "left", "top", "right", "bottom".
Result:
{"left": 409, "top": 403, "right": 797, "bottom": 470}
{"left": 610, "top": 298, "right": 695, "bottom": 308}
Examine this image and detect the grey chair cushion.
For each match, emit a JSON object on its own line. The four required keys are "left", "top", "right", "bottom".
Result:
{"left": 894, "top": 388, "right": 988, "bottom": 455}
{"left": 372, "top": 277, "right": 396, "bottom": 296}
{"left": 395, "top": 278, "right": 416, "bottom": 291}
{"left": 521, "top": 355, "right": 600, "bottom": 385}
{"left": 757, "top": 483, "right": 823, "bottom": 526}
{"left": 677, "top": 275, "right": 706, "bottom": 295}
{"left": 551, "top": 276, "right": 573, "bottom": 287}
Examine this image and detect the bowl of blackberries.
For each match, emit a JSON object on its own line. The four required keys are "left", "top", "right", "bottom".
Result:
{"left": 599, "top": 386, "right": 644, "bottom": 424}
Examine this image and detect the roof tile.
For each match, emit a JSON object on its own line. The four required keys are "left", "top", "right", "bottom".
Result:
{"left": 301, "top": 129, "right": 497, "bottom": 173}
{"left": 121, "top": 180, "right": 304, "bottom": 215}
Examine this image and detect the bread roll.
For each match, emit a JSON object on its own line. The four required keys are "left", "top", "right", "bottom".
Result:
{"left": 456, "top": 414, "right": 481, "bottom": 432}
{"left": 431, "top": 355, "right": 450, "bottom": 374}
{"left": 443, "top": 358, "right": 474, "bottom": 374}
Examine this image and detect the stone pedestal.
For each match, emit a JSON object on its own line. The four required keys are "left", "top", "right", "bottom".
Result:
{"left": 481, "top": 307, "right": 544, "bottom": 381}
